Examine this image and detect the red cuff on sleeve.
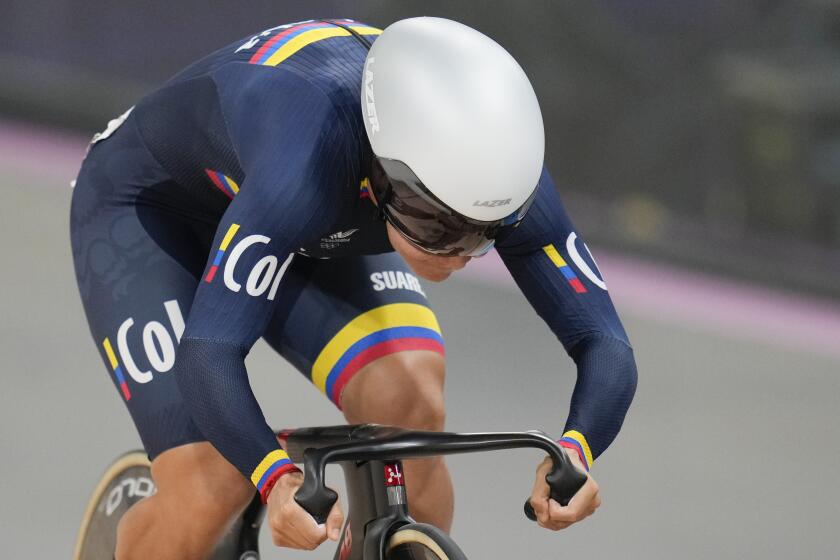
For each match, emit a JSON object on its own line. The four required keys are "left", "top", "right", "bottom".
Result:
{"left": 258, "top": 463, "right": 301, "bottom": 503}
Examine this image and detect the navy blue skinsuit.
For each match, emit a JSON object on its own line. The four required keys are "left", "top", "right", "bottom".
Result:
{"left": 70, "top": 19, "right": 637, "bottom": 500}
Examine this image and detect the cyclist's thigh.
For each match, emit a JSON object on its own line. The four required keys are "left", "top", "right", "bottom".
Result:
{"left": 71, "top": 128, "right": 212, "bottom": 460}
{"left": 263, "top": 252, "right": 445, "bottom": 408}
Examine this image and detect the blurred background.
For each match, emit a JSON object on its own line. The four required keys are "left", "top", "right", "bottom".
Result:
{"left": 1, "top": 1, "right": 839, "bottom": 558}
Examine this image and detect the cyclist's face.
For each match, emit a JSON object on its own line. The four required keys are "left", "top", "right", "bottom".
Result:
{"left": 386, "top": 222, "right": 471, "bottom": 282}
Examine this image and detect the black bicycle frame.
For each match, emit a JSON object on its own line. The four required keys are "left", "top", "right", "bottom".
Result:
{"left": 228, "top": 424, "right": 586, "bottom": 560}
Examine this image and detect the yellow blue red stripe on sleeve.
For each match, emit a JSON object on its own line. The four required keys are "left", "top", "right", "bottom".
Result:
{"left": 251, "top": 449, "right": 300, "bottom": 502}
{"left": 204, "top": 223, "right": 240, "bottom": 283}
{"left": 542, "top": 244, "right": 587, "bottom": 294}
{"left": 102, "top": 338, "right": 131, "bottom": 401}
{"left": 558, "top": 430, "right": 593, "bottom": 471}
{"left": 249, "top": 20, "right": 382, "bottom": 67}
{"left": 359, "top": 177, "right": 372, "bottom": 199}
{"left": 204, "top": 169, "right": 240, "bottom": 199}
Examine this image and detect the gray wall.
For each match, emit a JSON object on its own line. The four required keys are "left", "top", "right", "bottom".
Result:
{"left": 2, "top": 1, "right": 840, "bottom": 297}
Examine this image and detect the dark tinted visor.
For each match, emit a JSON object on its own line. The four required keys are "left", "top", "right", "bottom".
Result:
{"left": 376, "top": 158, "right": 535, "bottom": 257}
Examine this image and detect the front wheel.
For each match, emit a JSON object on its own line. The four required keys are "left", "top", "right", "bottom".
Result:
{"left": 385, "top": 523, "right": 468, "bottom": 560}
{"left": 73, "top": 451, "right": 153, "bottom": 560}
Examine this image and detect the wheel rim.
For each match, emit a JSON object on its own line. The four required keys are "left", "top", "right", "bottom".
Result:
{"left": 386, "top": 529, "right": 450, "bottom": 560}
{"left": 73, "top": 452, "right": 153, "bottom": 560}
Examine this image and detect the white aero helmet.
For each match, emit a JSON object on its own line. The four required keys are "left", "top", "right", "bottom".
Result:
{"left": 361, "top": 17, "right": 544, "bottom": 256}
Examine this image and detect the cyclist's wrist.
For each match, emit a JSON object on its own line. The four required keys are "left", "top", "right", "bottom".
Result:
{"left": 251, "top": 449, "right": 302, "bottom": 503}
{"left": 261, "top": 465, "right": 302, "bottom": 502}
{"left": 557, "top": 430, "right": 593, "bottom": 472}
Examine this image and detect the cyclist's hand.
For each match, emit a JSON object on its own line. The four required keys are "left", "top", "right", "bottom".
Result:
{"left": 267, "top": 471, "right": 344, "bottom": 549}
{"left": 529, "top": 452, "right": 601, "bottom": 531}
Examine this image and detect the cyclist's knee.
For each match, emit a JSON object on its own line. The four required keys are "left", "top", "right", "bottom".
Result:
{"left": 342, "top": 350, "right": 446, "bottom": 431}
{"left": 116, "top": 495, "right": 165, "bottom": 560}
{"left": 152, "top": 441, "right": 255, "bottom": 516}
{"left": 116, "top": 442, "right": 254, "bottom": 559}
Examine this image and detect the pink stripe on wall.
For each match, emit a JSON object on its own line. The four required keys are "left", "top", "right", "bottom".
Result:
{"left": 462, "top": 250, "right": 840, "bottom": 360}
{"left": 0, "top": 118, "right": 89, "bottom": 181}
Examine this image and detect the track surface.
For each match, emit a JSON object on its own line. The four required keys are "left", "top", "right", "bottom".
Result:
{"left": 1, "top": 123, "right": 838, "bottom": 558}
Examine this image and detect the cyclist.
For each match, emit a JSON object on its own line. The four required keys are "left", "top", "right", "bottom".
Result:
{"left": 71, "top": 17, "right": 637, "bottom": 558}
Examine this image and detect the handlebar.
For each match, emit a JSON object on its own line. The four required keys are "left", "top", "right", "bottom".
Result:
{"left": 290, "top": 428, "right": 586, "bottom": 524}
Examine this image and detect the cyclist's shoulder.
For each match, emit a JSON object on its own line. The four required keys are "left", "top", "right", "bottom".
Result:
{"left": 132, "top": 20, "right": 375, "bottom": 134}
{"left": 220, "top": 19, "right": 376, "bottom": 109}
{"left": 203, "top": 20, "right": 373, "bottom": 93}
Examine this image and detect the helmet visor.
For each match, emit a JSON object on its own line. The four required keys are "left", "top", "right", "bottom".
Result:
{"left": 376, "top": 158, "right": 534, "bottom": 257}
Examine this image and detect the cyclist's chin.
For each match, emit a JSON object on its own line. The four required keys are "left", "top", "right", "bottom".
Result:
{"left": 416, "top": 268, "right": 453, "bottom": 282}
{"left": 402, "top": 255, "right": 471, "bottom": 282}
{"left": 387, "top": 222, "right": 470, "bottom": 282}
{"left": 406, "top": 257, "right": 472, "bottom": 282}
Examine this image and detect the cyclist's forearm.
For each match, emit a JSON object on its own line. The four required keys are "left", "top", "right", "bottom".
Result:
{"left": 174, "top": 337, "right": 299, "bottom": 501}
{"left": 562, "top": 334, "right": 637, "bottom": 469}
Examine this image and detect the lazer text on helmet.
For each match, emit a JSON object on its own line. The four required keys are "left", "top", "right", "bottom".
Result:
{"left": 364, "top": 57, "right": 380, "bottom": 133}
{"left": 473, "top": 198, "right": 511, "bottom": 207}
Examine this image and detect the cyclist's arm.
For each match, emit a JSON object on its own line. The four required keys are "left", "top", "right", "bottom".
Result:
{"left": 173, "top": 68, "right": 351, "bottom": 502}
{"left": 495, "top": 167, "right": 638, "bottom": 469}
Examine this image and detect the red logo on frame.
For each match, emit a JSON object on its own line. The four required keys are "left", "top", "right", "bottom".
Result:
{"left": 339, "top": 522, "right": 352, "bottom": 560}
{"left": 384, "top": 463, "right": 404, "bottom": 487}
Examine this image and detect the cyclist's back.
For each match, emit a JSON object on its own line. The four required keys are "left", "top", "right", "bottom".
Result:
{"left": 81, "top": 19, "right": 378, "bottom": 226}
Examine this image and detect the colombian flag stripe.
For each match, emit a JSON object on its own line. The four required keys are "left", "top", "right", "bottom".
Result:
{"left": 256, "top": 458, "right": 293, "bottom": 491}
{"left": 543, "top": 244, "right": 567, "bottom": 268}
{"left": 103, "top": 338, "right": 131, "bottom": 401}
{"left": 118, "top": 378, "right": 130, "bottom": 400}
{"left": 325, "top": 327, "right": 445, "bottom": 404}
{"left": 206, "top": 170, "right": 229, "bottom": 198}
{"left": 103, "top": 338, "right": 119, "bottom": 369}
{"left": 205, "top": 266, "right": 219, "bottom": 283}
{"left": 205, "top": 223, "right": 240, "bottom": 282}
{"left": 205, "top": 169, "right": 240, "bottom": 199}
{"left": 312, "top": 304, "right": 443, "bottom": 397}
{"left": 252, "top": 23, "right": 382, "bottom": 67}
{"left": 219, "top": 224, "right": 240, "bottom": 250}
{"left": 561, "top": 430, "right": 594, "bottom": 469}
{"left": 259, "top": 22, "right": 338, "bottom": 63}
{"left": 559, "top": 266, "right": 577, "bottom": 281}
{"left": 359, "top": 177, "right": 371, "bottom": 199}
{"left": 263, "top": 27, "right": 382, "bottom": 67}
{"left": 251, "top": 449, "right": 293, "bottom": 488}
{"left": 569, "top": 279, "right": 586, "bottom": 293}
{"left": 543, "top": 244, "right": 588, "bottom": 294}
{"left": 223, "top": 176, "right": 239, "bottom": 195}
{"left": 329, "top": 338, "right": 444, "bottom": 407}
{"left": 558, "top": 440, "right": 588, "bottom": 471}
{"left": 250, "top": 21, "right": 328, "bottom": 64}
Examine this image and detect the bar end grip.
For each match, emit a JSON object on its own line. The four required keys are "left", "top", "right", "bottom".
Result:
{"left": 523, "top": 462, "right": 587, "bottom": 522}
